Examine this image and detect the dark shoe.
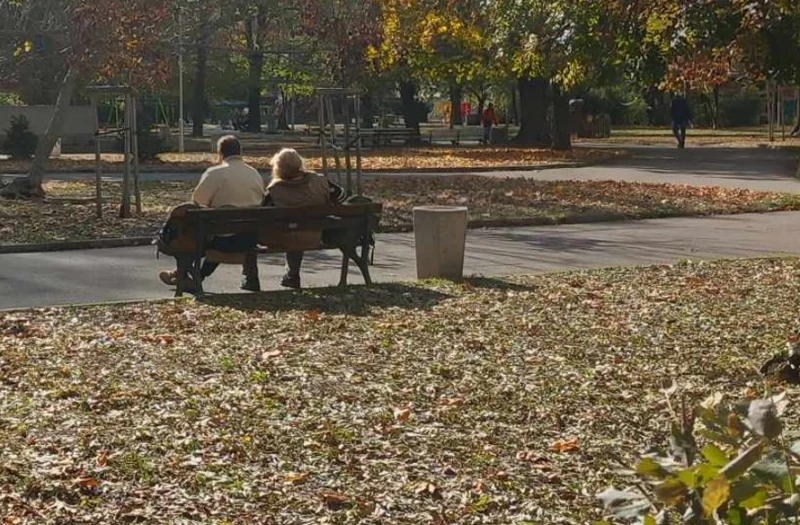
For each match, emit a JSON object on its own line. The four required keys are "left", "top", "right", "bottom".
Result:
{"left": 241, "top": 277, "right": 261, "bottom": 292}
{"left": 177, "top": 276, "right": 197, "bottom": 293}
{"left": 280, "top": 273, "right": 301, "bottom": 290}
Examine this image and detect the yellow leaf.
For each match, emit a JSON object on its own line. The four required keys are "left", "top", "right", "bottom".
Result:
{"left": 702, "top": 477, "right": 730, "bottom": 516}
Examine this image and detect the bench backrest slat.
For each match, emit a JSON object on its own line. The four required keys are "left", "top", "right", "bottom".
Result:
{"left": 182, "top": 203, "right": 382, "bottom": 237}
{"left": 185, "top": 203, "right": 381, "bottom": 224}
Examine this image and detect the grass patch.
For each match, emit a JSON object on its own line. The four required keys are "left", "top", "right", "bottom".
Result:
{"left": 1, "top": 259, "right": 799, "bottom": 523}
{"left": 2, "top": 177, "right": 800, "bottom": 245}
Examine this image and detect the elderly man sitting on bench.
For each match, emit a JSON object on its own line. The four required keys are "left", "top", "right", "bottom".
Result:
{"left": 158, "top": 135, "right": 265, "bottom": 292}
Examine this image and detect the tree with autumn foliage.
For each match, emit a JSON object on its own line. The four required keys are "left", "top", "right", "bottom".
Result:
{"left": 489, "top": 0, "right": 624, "bottom": 149}
{"left": 0, "top": 0, "right": 174, "bottom": 198}
{"left": 371, "top": 0, "right": 498, "bottom": 130}
{"left": 632, "top": 0, "right": 800, "bottom": 130}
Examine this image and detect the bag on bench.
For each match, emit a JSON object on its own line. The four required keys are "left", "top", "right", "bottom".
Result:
{"left": 154, "top": 203, "right": 201, "bottom": 257}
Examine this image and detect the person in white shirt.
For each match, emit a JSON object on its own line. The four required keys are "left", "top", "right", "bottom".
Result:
{"left": 159, "top": 135, "right": 265, "bottom": 291}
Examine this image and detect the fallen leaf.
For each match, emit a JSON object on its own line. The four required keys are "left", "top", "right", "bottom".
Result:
{"left": 551, "top": 438, "right": 580, "bottom": 453}
{"left": 284, "top": 472, "right": 309, "bottom": 484}
{"left": 321, "top": 491, "right": 354, "bottom": 510}
{"left": 394, "top": 407, "right": 412, "bottom": 423}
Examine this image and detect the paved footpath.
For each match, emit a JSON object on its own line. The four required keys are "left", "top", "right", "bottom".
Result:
{"left": 1, "top": 145, "right": 799, "bottom": 309}
{"left": 1, "top": 211, "right": 799, "bottom": 310}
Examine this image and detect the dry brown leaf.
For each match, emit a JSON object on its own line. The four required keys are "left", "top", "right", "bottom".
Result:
{"left": 551, "top": 438, "right": 580, "bottom": 453}
{"left": 283, "top": 472, "right": 309, "bottom": 484}
{"left": 321, "top": 491, "right": 353, "bottom": 510}
{"left": 394, "top": 407, "right": 412, "bottom": 423}
{"left": 73, "top": 477, "right": 101, "bottom": 490}
{"left": 413, "top": 481, "right": 440, "bottom": 497}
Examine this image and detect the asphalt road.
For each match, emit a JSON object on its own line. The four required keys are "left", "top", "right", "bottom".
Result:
{"left": 2, "top": 211, "right": 798, "bottom": 310}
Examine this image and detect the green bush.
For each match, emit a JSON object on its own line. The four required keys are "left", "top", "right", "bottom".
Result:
{"left": 582, "top": 86, "right": 651, "bottom": 126}
{"left": 3, "top": 115, "right": 38, "bottom": 159}
{"left": 598, "top": 384, "right": 799, "bottom": 524}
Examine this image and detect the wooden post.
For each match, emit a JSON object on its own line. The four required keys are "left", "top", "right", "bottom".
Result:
{"left": 91, "top": 95, "right": 102, "bottom": 219}
{"left": 342, "top": 93, "right": 353, "bottom": 195}
{"left": 131, "top": 95, "right": 142, "bottom": 214}
{"left": 317, "top": 94, "right": 328, "bottom": 178}
{"left": 767, "top": 81, "right": 774, "bottom": 143}
{"left": 326, "top": 96, "right": 343, "bottom": 186}
{"left": 120, "top": 94, "right": 132, "bottom": 218}
{"left": 354, "top": 94, "right": 363, "bottom": 196}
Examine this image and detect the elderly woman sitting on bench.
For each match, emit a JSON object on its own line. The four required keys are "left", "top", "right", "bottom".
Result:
{"left": 263, "top": 148, "right": 344, "bottom": 289}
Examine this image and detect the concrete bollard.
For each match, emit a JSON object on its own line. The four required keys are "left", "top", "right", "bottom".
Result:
{"left": 413, "top": 205, "right": 468, "bottom": 279}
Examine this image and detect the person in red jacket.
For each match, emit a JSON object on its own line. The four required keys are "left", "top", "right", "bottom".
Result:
{"left": 482, "top": 103, "right": 498, "bottom": 145}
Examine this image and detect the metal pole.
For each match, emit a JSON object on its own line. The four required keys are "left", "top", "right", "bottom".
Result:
{"left": 326, "top": 96, "right": 343, "bottom": 186}
{"left": 91, "top": 95, "right": 102, "bottom": 219}
{"left": 317, "top": 94, "right": 328, "bottom": 177}
{"left": 342, "top": 94, "right": 353, "bottom": 195}
{"left": 178, "top": 7, "right": 186, "bottom": 153}
{"left": 121, "top": 95, "right": 132, "bottom": 218}
{"left": 780, "top": 86, "right": 785, "bottom": 142}
{"left": 767, "top": 81, "right": 774, "bottom": 142}
{"left": 354, "top": 95, "right": 363, "bottom": 196}
{"left": 131, "top": 95, "right": 142, "bottom": 213}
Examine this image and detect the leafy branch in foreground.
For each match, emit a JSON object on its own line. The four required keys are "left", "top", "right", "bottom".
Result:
{"left": 597, "top": 383, "right": 800, "bottom": 524}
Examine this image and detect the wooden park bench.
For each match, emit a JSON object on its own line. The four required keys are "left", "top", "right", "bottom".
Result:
{"left": 357, "top": 128, "right": 422, "bottom": 148}
{"left": 169, "top": 202, "right": 382, "bottom": 297}
{"left": 427, "top": 129, "right": 462, "bottom": 146}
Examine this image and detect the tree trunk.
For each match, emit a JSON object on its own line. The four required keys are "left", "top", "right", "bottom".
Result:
{"left": 449, "top": 84, "right": 463, "bottom": 129}
{"left": 247, "top": 51, "right": 263, "bottom": 133}
{"left": 477, "top": 93, "right": 488, "bottom": 122}
{"left": 510, "top": 86, "right": 518, "bottom": 125}
{"left": 277, "top": 89, "right": 290, "bottom": 131}
{"left": 399, "top": 80, "right": 420, "bottom": 133}
{"left": 361, "top": 94, "right": 375, "bottom": 128}
{"left": 551, "top": 82, "right": 571, "bottom": 151}
{"left": 191, "top": 38, "right": 208, "bottom": 137}
{"left": 712, "top": 85, "right": 720, "bottom": 130}
{"left": 1, "top": 66, "right": 78, "bottom": 199}
{"left": 513, "top": 76, "right": 549, "bottom": 146}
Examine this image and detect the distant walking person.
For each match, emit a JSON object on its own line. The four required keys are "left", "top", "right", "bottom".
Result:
{"left": 482, "top": 103, "right": 498, "bottom": 145}
{"left": 670, "top": 93, "right": 692, "bottom": 149}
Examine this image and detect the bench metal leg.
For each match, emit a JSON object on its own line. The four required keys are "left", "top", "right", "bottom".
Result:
{"left": 342, "top": 246, "right": 372, "bottom": 287}
{"left": 354, "top": 249, "right": 372, "bottom": 285}
{"left": 355, "top": 250, "right": 372, "bottom": 286}
{"left": 175, "top": 257, "right": 190, "bottom": 298}
{"left": 338, "top": 249, "right": 350, "bottom": 287}
{"left": 191, "top": 257, "right": 204, "bottom": 296}
{"left": 359, "top": 234, "right": 373, "bottom": 285}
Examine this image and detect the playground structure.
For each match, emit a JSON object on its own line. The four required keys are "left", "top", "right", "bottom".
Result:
{"left": 315, "top": 88, "right": 364, "bottom": 197}
{"left": 86, "top": 86, "right": 140, "bottom": 219}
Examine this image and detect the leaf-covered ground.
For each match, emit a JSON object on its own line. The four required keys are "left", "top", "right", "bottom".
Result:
{"left": 0, "top": 146, "right": 622, "bottom": 174}
{"left": 1, "top": 258, "right": 799, "bottom": 523}
{"left": 2, "top": 177, "right": 800, "bottom": 245}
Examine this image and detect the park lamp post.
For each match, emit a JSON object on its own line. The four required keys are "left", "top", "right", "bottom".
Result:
{"left": 177, "top": 4, "right": 186, "bottom": 153}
